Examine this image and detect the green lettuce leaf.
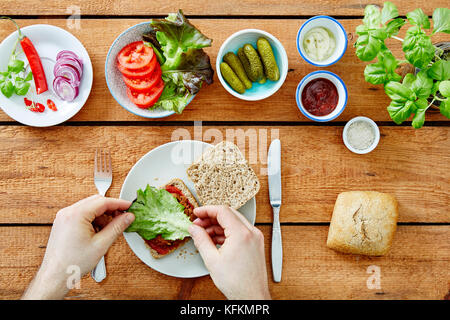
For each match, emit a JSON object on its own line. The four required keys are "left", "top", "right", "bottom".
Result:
{"left": 154, "top": 73, "right": 192, "bottom": 114}
{"left": 125, "top": 185, "right": 192, "bottom": 241}
{"left": 150, "top": 10, "right": 212, "bottom": 70}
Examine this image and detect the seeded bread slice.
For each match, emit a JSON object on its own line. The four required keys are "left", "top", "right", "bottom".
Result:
{"left": 147, "top": 178, "right": 199, "bottom": 259}
{"left": 186, "top": 141, "right": 260, "bottom": 209}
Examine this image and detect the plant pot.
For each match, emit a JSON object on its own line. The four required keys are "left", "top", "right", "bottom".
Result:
{"left": 415, "top": 41, "right": 450, "bottom": 112}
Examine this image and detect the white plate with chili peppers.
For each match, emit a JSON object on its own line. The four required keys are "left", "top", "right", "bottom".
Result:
{"left": 0, "top": 21, "right": 93, "bottom": 127}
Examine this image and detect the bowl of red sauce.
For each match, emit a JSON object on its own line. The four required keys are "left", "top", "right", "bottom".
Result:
{"left": 296, "top": 70, "right": 347, "bottom": 122}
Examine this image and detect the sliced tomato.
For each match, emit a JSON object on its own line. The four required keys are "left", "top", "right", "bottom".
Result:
{"left": 122, "top": 66, "right": 161, "bottom": 93}
{"left": 126, "top": 79, "right": 164, "bottom": 109}
{"left": 117, "top": 53, "right": 158, "bottom": 80}
{"left": 117, "top": 41, "right": 154, "bottom": 70}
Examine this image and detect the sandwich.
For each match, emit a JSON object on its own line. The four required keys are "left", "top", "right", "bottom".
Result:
{"left": 93, "top": 178, "right": 198, "bottom": 259}
{"left": 125, "top": 178, "right": 199, "bottom": 258}
{"left": 187, "top": 141, "right": 260, "bottom": 209}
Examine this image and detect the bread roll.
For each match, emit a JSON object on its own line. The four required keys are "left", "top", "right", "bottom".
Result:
{"left": 326, "top": 191, "right": 398, "bottom": 256}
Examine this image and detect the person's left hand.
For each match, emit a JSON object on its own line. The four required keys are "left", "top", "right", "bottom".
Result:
{"left": 22, "top": 195, "right": 134, "bottom": 299}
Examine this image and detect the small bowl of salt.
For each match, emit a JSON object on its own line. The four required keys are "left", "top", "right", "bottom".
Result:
{"left": 343, "top": 116, "right": 380, "bottom": 154}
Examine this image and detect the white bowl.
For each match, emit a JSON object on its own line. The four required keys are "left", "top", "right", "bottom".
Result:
{"left": 216, "top": 29, "right": 288, "bottom": 101}
{"left": 297, "top": 16, "right": 347, "bottom": 67}
{"left": 295, "top": 70, "right": 347, "bottom": 122}
{"left": 343, "top": 116, "right": 380, "bottom": 154}
{"left": 105, "top": 22, "right": 194, "bottom": 119}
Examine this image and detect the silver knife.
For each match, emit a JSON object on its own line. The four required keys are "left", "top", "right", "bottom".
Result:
{"left": 268, "top": 139, "right": 282, "bottom": 282}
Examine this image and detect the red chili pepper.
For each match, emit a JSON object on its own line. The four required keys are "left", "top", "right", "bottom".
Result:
{"left": 1, "top": 17, "right": 48, "bottom": 94}
{"left": 47, "top": 99, "right": 57, "bottom": 111}
{"left": 24, "top": 97, "right": 33, "bottom": 106}
{"left": 36, "top": 102, "right": 45, "bottom": 113}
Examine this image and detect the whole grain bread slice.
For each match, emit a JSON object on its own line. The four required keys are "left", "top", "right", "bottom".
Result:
{"left": 147, "top": 178, "right": 199, "bottom": 259}
{"left": 186, "top": 141, "right": 260, "bottom": 210}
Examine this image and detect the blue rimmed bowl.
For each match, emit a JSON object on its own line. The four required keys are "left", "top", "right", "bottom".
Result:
{"left": 105, "top": 22, "right": 194, "bottom": 119}
{"left": 296, "top": 70, "right": 347, "bottom": 122}
{"left": 297, "top": 15, "right": 347, "bottom": 67}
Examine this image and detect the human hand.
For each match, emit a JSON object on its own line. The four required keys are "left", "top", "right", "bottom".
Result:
{"left": 189, "top": 205, "right": 271, "bottom": 300}
{"left": 22, "top": 195, "right": 134, "bottom": 299}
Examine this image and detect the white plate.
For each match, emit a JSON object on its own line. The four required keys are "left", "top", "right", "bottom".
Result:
{"left": 120, "top": 140, "right": 257, "bottom": 278}
{"left": 0, "top": 24, "right": 93, "bottom": 127}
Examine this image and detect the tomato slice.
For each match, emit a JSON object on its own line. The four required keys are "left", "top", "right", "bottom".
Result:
{"left": 126, "top": 79, "right": 164, "bottom": 109}
{"left": 117, "top": 53, "right": 158, "bottom": 79}
{"left": 122, "top": 66, "right": 162, "bottom": 93}
{"left": 117, "top": 41, "right": 154, "bottom": 70}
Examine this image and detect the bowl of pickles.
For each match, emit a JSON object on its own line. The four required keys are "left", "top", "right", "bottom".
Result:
{"left": 216, "top": 29, "right": 288, "bottom": 101}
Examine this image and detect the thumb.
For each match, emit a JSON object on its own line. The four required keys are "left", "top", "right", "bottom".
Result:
{"left": 95, "top": 212, "right": 135, "bottom": 249}
{"left": 189, "top": 224, "right": 219, "bottom": 267}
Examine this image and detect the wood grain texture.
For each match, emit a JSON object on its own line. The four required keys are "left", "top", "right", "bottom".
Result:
{"left": 0, "top": 225, "right": 448, "bottom": 300}
{"left": 0, "top": 0, "right": 446, "bottom": 16}
{"left": 0, "top": 19, "right": 448, "bottom": 122}
{"left": 0, "top": 126, "right": 448, "bottom": 224}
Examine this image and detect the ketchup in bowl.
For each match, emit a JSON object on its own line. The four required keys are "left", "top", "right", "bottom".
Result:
{"left": 301, "top": 78, "right": 338, "bottom": 116}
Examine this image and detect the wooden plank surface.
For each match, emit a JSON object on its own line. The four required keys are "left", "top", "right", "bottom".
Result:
{"left": 0, "top": 225, "right": 448, "bottom": 300}
{"left": 1, "top": 126, "right": 448, "bottom": 224}
{"left": 0, "top": 0, "right": 446, "bottom": 16}
{"left": 0, "top": 19, "right": 448, "bottom": 123}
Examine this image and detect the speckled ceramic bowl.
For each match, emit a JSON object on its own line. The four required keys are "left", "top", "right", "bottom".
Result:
{"left": 105, "top": 22, "right": 194, "bottom": 119}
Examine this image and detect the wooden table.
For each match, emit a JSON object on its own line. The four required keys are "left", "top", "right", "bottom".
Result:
{"left": 0, "top": 1, "right": 448, "bottom": 300}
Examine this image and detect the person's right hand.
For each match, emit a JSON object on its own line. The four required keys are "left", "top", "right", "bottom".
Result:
{"left": 189, "top": 205, "right": 271, "bottom": 300}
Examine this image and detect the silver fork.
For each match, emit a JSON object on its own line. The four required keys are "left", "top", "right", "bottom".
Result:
{"left": 91, "top": 149, "right": 112, "bottom": 283}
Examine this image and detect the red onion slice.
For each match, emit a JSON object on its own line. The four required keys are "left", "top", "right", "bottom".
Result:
{"left": 56, "top": 50, "right": 83, "bottom": 66}
{"left": 53, "top": 76, "right": 79, "bottom": 101}
{"left": 54, "top": 64, "right": 81, "bottom": 87}
{"left": 54, "top": 57, "right": 83, "bottom": 78}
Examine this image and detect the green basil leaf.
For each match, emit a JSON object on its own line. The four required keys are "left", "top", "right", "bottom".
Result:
{"left": 378, "top": 48, "right": 397, "bottom": 72}
{"left": 355, "top": 32, "right": 385, "bottom": 61}
{"left": 14, "top": 80, "right": 30, "bottom": 96}
{"left": 384, "top": 18, "right": 405, "bottom": 37}
{"left": 432, "top": 8, "right": 450, "bottom": 34}
{"left": 412, "top": 107, "right": 426, "bottom": 128}
{"left": 406, "top": 8, "right": 430, "bottom": 29}
{"left": 440, "top": 99, "right": 450, "bottom": 118}
{"left": 430, "top": 81, "right": 440, "bottom": 95}
{"left": 427, "top": 60, "right": 450, "bottom": 81}
{"left": 411, "top": 70, "right": 433, "bottom": 98}
{"left": 384, "top": 81, "right": 415, "bottom": 102}
{"left": 364, "top": 62, "right": 388, "bottom": 84}
{"left": 402, "top": 73, "right": 415, "bottom": 88}
{"left": 7, "top": 59, "right": 25, "bottom": 73}
{"left": 381, "top": 2, "right": 399, "bottom": 24}
{"left": 355, "top": 24, "right": 368, "bottom": 35}
{"left": 403, "top": 30, "right": 435, "bottom": 69}
{"left": 0, "top": 80, "right": 14, "bottom": 98}
{"left": 387, "top": 100, "right": 413, "bottom": 124}
{"left": 363, "top": 5, "right": 382, "bottom": 28}
{"left": 24, "top": 72, "right": 33, "bottom": 82}
{"left": 439, "top": 80, "right": 450, "bottom": 97}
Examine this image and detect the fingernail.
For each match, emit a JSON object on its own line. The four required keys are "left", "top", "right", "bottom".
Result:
{"left": 125, "top": 213, "right": 135, "bottom": 224}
